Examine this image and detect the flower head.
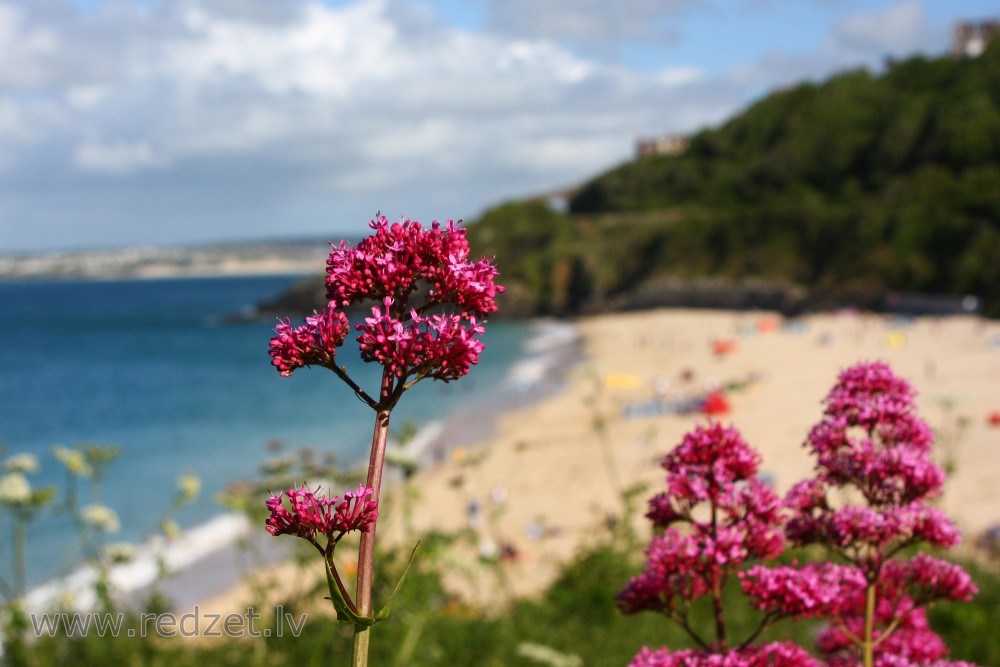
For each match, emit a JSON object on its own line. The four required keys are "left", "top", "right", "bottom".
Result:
{"left": 269, "top": 215, "right": 502, "bottom": 386}
{"left": 269, "top": 306, "right": 350, "bottom": 377}
{"left": 81, "top": 503, "right": 121, "bottom": 533}
{"left": 771, "top": 361, "right": 976, "bottom": 665}
{"left": 620, "top": 424, "right": 785, "bottom": 623}
{"left": 325, "top": 216, "right": 502, "bottom": 317}
{"left": 333, "top": 485, "right": 379, "bottom": 534}
{"left": 741, "top": 562, "right": 866, "bottom": 618}
{"left": 5, "top": 453, "right": 40, "bottom": 474}
{"left": 0, "top": 472, "right": 31, "bottom": 504}
{"left": 628, "top": 643, "right": 821, "bottom": 667}
{"left": 53, "top": 446, "right": 93, "bottom": 477}
{"left": 265, "top": 484, "right": 378, "bottom": 542}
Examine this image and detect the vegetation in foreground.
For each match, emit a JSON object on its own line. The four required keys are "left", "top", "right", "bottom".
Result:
{"left": 12, "top": 535, "right": 1000, "bottom": 666}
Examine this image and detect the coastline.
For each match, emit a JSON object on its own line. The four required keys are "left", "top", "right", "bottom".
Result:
{"left": 377, "top": 308, "right": 1000, "bottom": 603}
{"left": 17, "top": 318, "right": 582, "bottom": 619}
{"left": 22, "top": 308, "right": 1000, "bottom": 622}
{"left": 405, "top": 319, "right": 584, "bottom": 470}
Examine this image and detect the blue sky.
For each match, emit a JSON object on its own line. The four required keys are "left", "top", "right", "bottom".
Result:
{"left": 2, "top": 0, "right": 996, "bottom": 252}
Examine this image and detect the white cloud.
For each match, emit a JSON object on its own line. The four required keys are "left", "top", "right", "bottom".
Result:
{"left": 0, "top": 0, "right": 967, "bottom": 250}
{"left": 74, "top": 139, "right": 170, "bottom": 173}
{"left": 0, "top": 3, "right": 59, "bottom": 87}
{"left": 66, "top": 85, "right": 112, "bottom": 110}
{"left": 722, "top": 0, "right": 947, "bottom": 94}
{"left": 831, "top": 0, "right": 939, "bottom": 55}
{"left": 485, "top": 0, "right": 704, "bottom": 45}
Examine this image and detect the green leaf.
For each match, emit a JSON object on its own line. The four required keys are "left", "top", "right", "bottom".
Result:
{"left": 374, "top": 541, "right": 421, "bottom": 622}
{"left": 324, "top": 560, "right": 374, "bottom": 627}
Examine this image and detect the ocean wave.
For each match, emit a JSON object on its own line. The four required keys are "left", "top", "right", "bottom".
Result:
{"left": 505, "top": 319, "right": 580, "bottom": 390}
{"left": 23, "top": 512, "right": 251, "bottom": 614}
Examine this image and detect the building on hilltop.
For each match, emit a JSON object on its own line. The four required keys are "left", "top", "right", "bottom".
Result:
{"left": 953, "top": 19, "right": 999, "bottom": 58}
{"left": 635, "top": 134, "right": 689, "bottom": 158}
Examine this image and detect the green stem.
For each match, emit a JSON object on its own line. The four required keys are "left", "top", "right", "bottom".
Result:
{"left": 13, "top": 513, "right": 26, "bottom": 599}
{"left": 351, "top": 369, "right": 394, "bottom": 667}
{"left": 863, "top": 582, "right": 876, "bottom": 667}
{"left": 595, "top": 418, "right": 624, "bottom": 501}
{"left": 352, "top": 626, "right": 371, "bottom": 667}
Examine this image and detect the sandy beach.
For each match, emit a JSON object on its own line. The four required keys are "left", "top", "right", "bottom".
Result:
{"left": 199, "top": 308, "right": 1000, "bottom": 614}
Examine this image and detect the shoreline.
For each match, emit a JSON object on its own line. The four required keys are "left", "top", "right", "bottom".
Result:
{"left": 22, "top": 308, "right": 1000, "bottom": 620}
{"left": 377, "top": 307, "right": 1000, "bottom": 602}
{"left": 406, "top": 319, "right": 583, "bottom": 470}
{"left": 18, "top": 318, "right": 583, "bottom": 618}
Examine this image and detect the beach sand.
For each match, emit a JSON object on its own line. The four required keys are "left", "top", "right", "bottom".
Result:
{"left": 198, "top": 308, "right": 1000, "bottom": 615}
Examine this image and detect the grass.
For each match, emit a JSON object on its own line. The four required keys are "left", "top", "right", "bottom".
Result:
{"left": 13, "top": 536, "right": 999, "bottom": 667}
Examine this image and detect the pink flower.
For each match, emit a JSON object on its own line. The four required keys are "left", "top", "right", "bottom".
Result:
{"left": 618, "top": 530, "right": 706, "bottom": 614}
{"left": 265, "top": 484, "right": 378, "bottom": 542}
{"left": 623, "top": 363, "right": 980, "bottom": 667}
{"left": 776, "top": 362, "right": 977, "bottom": 665}
{"left": 416, "top": 312, "right": 487, "bottom": 381}
{"left": 355, "top": 299, "right": 420, "bottom": 378}
{"left": 904, "top": 553, "right": 978, "bottom": 603}
{"left": 277, "top": 215, "right": 501, "bottom": 385}
{"left": 628, "top": 643, "right": 821, "bottom": 667}
{"left": 620, "top": 423, "right": 785, "bottom": 625}
{"left": 356, "top": 300, "right": 487, "bottom": 381}
{"left": 646, "top": 491, "right": 683, "bottom": 527}
{"left": 325, "top": 215, "right": 503, "bottom": 317}
{"left": 265, "top": 491, "right": 313, "bottom": 539}
{"left": 268, "top": 306, "right": 350, "bottom": 377}
{"left": 660, "top": 423, "right": 763, "bottom": 497}
{"left": 741, "top": 562, "right": 866, "bottom": 618}
{"left": 332, "top": 485, "right": 379, "bottom": 534}
{"left": 430, "top": 253, "right": 504, "bottom": 317}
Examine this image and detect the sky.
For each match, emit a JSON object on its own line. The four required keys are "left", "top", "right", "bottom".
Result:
{"left": 1, "top": 0, "right": 996, "bottom": 252}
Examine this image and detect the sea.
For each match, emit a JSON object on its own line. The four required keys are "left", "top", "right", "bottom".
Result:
{"left": 0, "top": 275, "right": 575, "bottom": 605}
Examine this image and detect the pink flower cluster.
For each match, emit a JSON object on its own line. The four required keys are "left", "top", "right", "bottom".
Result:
{"left": 269, "top": 215, "right": 503, "bottom": 388}
{"left": 763, "top": 361, "right": 977, "bottom": 666}
{"left": 740, "top": 562, "right": 866, "bottom": 619}
{"left": 268, "top": 306, "right": 350, "bottom": 377}
{"left": 265, "top": 484, "right": 378, "bottom": 543}
{"left": 325, "top": 216, "right": 501, "bottom": 317}
{"left": 629, "top": 643, "right": 820, "bottom": 667}
{"left": 621, "top": 362, "right": 980, "bottom": 667}
{"left": 618, "top": 424, "right": 785, "bottom": 648}
{"left": 818, "top": 605, "right": 974, "bottom": 667}
{"left": 356, "top": 298, "right": 486, "bottom": 381}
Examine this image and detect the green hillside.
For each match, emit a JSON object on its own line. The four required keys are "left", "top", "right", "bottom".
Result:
{"left": 467, "top": 40, "right": 1000, "bottom": 317}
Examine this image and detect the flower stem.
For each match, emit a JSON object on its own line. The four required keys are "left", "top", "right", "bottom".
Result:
{"left": 863, "top": 582, "right": 876, "bottom": 667}
{"left": 709, "top": 496, "right": 727, "bottom": 650}
{"left": 13, "top": 513, "right": 26, "bottom": 599}
{"left": 351, "top": 369, "right": 394, "bottom": 667}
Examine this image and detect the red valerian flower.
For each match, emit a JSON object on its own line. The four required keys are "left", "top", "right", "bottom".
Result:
{"left": 265, "top": 484, "right": 378, "bottom": 542}
{"left": 265, "top": 215, "right": 502, "bottom": 663}
{"left": 268, "top": 306, "right": 350, "bottom": 377}
{"left": 619, "top": 424, "right": 788, "bottom": 663}
{"left": 624, "top": 363, "right": 979, "bottom": 667}
{"left": 325, "top": 216, "right": 501, "bottom": 318}
{"left": 628, "top": 642, "right": 821, "bottom": 667}
{"left": 332, "top": 485, "right": 379, "bottom": 534}
{"left": 748, "top": 362, "right": 979, "bottom": 666}
{"left": 270, "top": 215, "right": 502, "bottom": 388}
{"left": 741, "top": 562, "right": 866, "bottom": 619}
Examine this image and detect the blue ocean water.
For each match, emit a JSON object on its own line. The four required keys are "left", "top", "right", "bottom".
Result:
{"left": 0, "top": 275, "right": 531, "bottom": 587}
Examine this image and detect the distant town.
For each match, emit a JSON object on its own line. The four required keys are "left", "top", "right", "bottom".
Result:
{"left": 0, "top": 239, "right": 330, "bottom": 281}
